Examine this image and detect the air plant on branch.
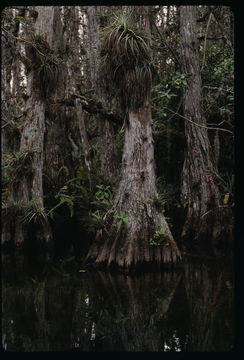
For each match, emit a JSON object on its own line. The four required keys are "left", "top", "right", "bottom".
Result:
{"left": 26, "top": 33, "right": 64, "bottom": 97}
{"left": 100, "top": 12, "right": 153, "bottom": 109}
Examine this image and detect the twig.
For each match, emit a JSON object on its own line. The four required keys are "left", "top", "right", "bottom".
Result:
{"left": 201, "top": 205, "right": 231, "bottom": 218}
{"left": 211, "top": 10, "right": 233, "bottom": 52}
{"left": 203, "top": 85, "right": 233, "bottom": 93}
{"left": 1, "top": 26, "right": 48, "bottom": 59}
{"left": 165, "top": 107, "right": 233, "bottom": 134}
{"left": 204, "top": 84, "right": 223, "bottom": 115}
{"left": 167, "top": 98, "right": 182, "bottom": 123}
{"left": 201, "top": 12, "right": 213, "bottom": 72}
{"left": 151, "top": 19, "right": 181, "bottom": 67}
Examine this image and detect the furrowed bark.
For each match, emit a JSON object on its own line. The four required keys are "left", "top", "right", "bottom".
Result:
{"left": 87, "top": 5, "right": 118, "bottom": 182}
{"left": 85, "top": 6, "right": 181, "bottom": 271}
{"left": 2, "top": 7, "right": 69, "bottom": 258}
{"left": 86, "top": 94, "right": 181, "bottom": 270}
{"left": 180, "top": 6, "right": 232, "bottom": 252}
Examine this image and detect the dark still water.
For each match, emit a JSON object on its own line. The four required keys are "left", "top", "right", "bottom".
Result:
{"left": 2, "top": 259, "right": 234, "bottom": 352}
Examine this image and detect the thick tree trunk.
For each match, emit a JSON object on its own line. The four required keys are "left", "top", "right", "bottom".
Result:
{"left": 85, "top": 6, "right": 181, "bottom": 270}
{"left": 180, "top": 6, "right": 231, "bottom": 252}
{"left": 10, "top": 63, "right": 53, "bottom": 256}
{"left": 2, "top": 7, "right": 66, "bottom": 257}
{"left": 86, "top": 94, "right": 181, "bottom": 270}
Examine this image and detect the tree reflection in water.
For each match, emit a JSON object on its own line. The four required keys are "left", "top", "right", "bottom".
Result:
{"left": 2, "top": 261, "right": 233, "bottom": 352}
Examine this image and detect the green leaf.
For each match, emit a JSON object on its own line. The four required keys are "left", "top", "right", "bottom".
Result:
{"left": 117, "top": 220, "right": 122, "bottom": 229}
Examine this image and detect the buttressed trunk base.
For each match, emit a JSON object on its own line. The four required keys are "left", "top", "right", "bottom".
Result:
{"left": 85, "top": 98, "right": 181, "bottom": 271}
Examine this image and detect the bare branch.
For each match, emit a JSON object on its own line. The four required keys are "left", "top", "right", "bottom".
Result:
{"left": 201, "top": 12, "right": 213, "bottom": 72}
{"left": 151, "top": 19, "right": 181, "bottom": 67}
{"left": 165, "top": 107, "right": 233, "bottom": 135}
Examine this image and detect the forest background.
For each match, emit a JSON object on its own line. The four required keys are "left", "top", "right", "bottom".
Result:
{"left": 1, "top": 5, "right": 234, "bottom": 271}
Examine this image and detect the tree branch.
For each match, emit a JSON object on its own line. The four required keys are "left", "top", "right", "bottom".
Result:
{"left": 56, "top": 93, "right": 123, "bottom": 125}
{"left": 201, "top": 12, "right": 213, "bottom": 72}
{"left": 151, "top": 19, "right": 181, "bottom": 67}
{"left": 165, "top": 107, "right": 233, "bottom": 135}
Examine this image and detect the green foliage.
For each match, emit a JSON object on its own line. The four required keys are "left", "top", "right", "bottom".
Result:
{"left": 155, "top": 177, "right": 180, "bottom": 210}
{"left": 85, "top": 209, "right": 109, "bottom": 234}
{"left": 13, "top": 16, "right": 27, "bottom": 24}
{"left": 47, "top": 189, "right": 75, "bottom": 219}
{"left": 201, "top": 43, "right": 234, "bottom": 120}
{"left": 115, "top": 311, "right": 130, "bottom": 324}
{"left": 114, "top": 211, "right": 128, "bottom": 229}
{"left": 202, "top": 44, "right": 233, "bottom": 85}
{"left": 46, "top": 177, "right": 87, "bottom": 220}
{"left": 149, "top": 228, "right": 166, "bottom": 246}
{"left": 212, "top": 170, "right": 234, "bottom": 198}
{"left": 82, "top": 192, "right": 113, "bottom": 234}
{"left": 95, "top": 185, "right": 111, "bottom": 201}
{"left": 169, "top": 71, "right": 187, "bottom": 89}
{"left": 44, "top": 161, "right": 92, "bottom": 221}
{"left": 81, "top": 182, "right": 114, "bottom": 235}
{"left": 152, "top": 71, "right": 186, "bottom": 131}
{"left": 153, "top": 85, "right": 177, "bottom": 103}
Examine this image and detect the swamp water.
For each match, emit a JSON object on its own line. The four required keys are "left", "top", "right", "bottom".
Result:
{"left": 2, "top": 259, "right": 234, "bottom": 352}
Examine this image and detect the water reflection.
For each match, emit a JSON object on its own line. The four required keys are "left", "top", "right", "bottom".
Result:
{"left": 2, "top": 261, "right": 233, "bottom": 352}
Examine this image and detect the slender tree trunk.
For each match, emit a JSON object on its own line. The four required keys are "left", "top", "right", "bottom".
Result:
{"left": 42, "top": 7, "right": 69, "bottom": 180}
{"left": 180, "top": 6, "right": 231, "bottom": 252}
{"left": 87, "top": 6, "right": 118, "bottom": 182}
{"left": 64, "top": 6, "right": 92, "bottom": 174}
{"left": 76, "top": 100, "right": 92, "bottom": 172}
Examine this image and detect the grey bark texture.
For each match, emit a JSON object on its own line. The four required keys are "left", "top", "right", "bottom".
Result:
{"left": 64, "top": 6, "right": 92, "bottom": 173}
{"left": 2, "top": 7, "right": 67, "bottom": 255}
{"left": 180, "top": 6, "right": 229, "bottom": 248}
{"left": 85, "top": 7, "right": 181, "bottom": 270}
{"left": 87, "top": 6, "right": 118, "bottom": 182}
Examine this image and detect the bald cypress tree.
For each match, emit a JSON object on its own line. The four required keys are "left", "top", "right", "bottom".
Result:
{"left": 179, "top": 6, "right": 232, "bottom": 252}
{"left": 2, "top": 7, "right": 66, "bottom": 258}
{"left": 85, "top": 10, "right": 181, "bottom": 270}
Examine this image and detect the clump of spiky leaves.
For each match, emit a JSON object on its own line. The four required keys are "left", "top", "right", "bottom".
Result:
{"left": 26, "top": 33, "right": 51, "bottom": 68}
{"left": 100, "top": 12, "right": 153, "bottom": 109}
{"left": 2, "top": 149, "right": 35, "bottom": 185}
{"left": 2, "top": 198, "right": 47, "bottom": 226}
{"left": 37, "top": 53, "right": 63, "bottom": 98}
{"left": 21, "top": 199, "right": 48, "bottom": 226}
{"left": 26, "top": 33, "right": 63, "bottom": 97}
